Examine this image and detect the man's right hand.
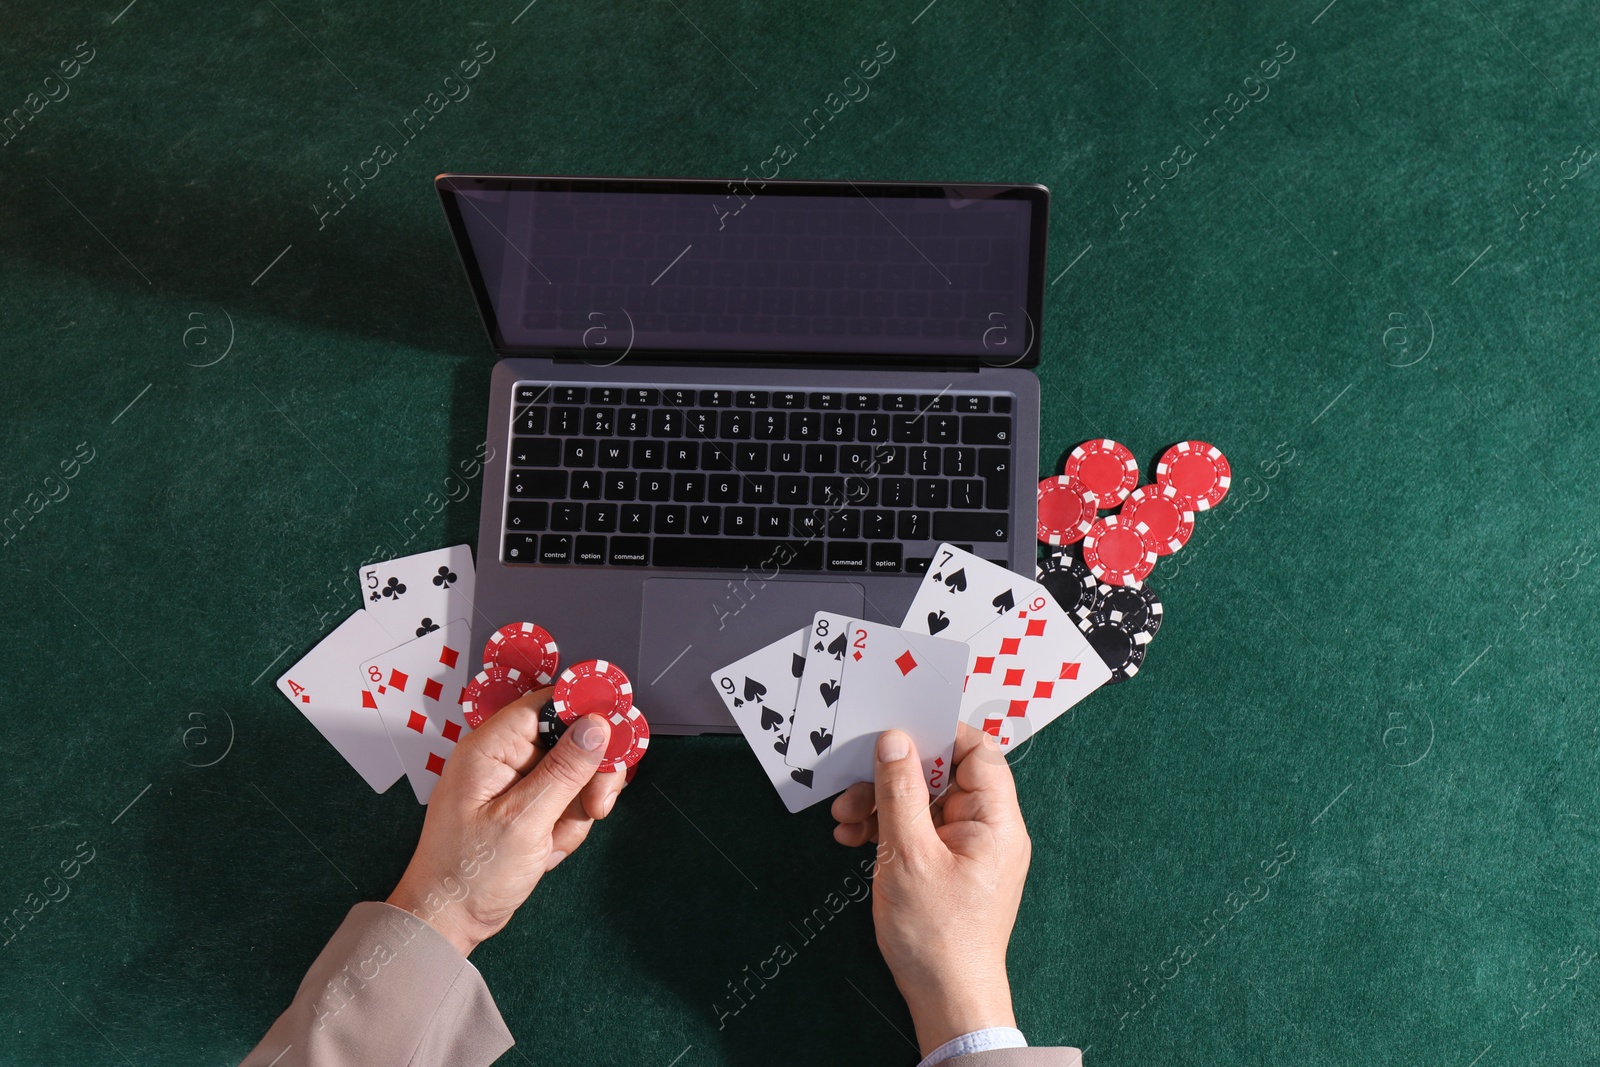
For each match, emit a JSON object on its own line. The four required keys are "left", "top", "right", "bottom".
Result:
{"left": 831, "top": 724, "right": 1033, "bottom": 1056}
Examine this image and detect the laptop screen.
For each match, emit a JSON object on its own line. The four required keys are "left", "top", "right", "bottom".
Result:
{"left": 436, "top": 176, "right": 1048, "bottom": 367}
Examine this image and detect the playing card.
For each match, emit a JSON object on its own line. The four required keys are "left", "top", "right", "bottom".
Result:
{"left": 360, "top": 618, "right": 473, "bottom": 804}
{"left": 904, "top": 544, "right": 1041, "bottom": 646}
{"left": 275, "top": 609, "right": 406, "bottom": 793}
{"left": 808, "top": 618, "right": 967, "bottom": 799}
{"left": 785, "top": 611, "right": 854, "bottom": 773}
{"left": 708, "top": 628, "right": 814, "bottom": 813}
{"left": 359, "top": 546, "right": 476, "bottom": 645}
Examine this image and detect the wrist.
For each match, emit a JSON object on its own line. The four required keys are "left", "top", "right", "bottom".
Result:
{"left": 903, "top": 975, "right": 1017, "bottom": 1055}
{"left": 385, "top": 876, "right": 487, "bottom": 959}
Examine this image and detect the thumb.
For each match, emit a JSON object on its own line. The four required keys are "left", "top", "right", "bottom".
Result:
{"left": 502, "top": 714, "right": 609, "bottom": 831}
{"left": 872, "top": 730, "right": 940, "bottom": 856}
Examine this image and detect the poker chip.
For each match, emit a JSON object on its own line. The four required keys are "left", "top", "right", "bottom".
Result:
{"left": 483, "top": 622, "right": 560, "bottom": 684}
{"left": 1120, "top": 484, "right": 1195, "bottom": 556}
{"left": 1081, "top": 515, "right": 1157, "bottom": 587}
{"left": 597, "top": 705, "right": 651, "bottom": 773}
{"left": 1084, "top": 583, "right": 1163, "bottom": 637}
{"left": 537, "top": 699, "right": 567, "bottom": 748}
{"left": 1155, "top": 440, "right": 1231, "bottom": 511}
{"left": 1064, "top": 439, "right": 1140, "bottom": 508}
{"left": 552, "top": 659, "right": 633, "bottom": 719}
{"left": 1036, "top": 477, "right": 1096, "bottom": 546}
{"left": 460, "top": 664, "right": 539, "bottom": 728}
{"left": 1079, "top": 615, "right": 1150, "bottom": 684}
{"left": 1036, "top": 554, "right": 1101, "bottom": 617}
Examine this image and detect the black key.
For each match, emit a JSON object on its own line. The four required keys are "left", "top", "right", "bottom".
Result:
{"left": 956, "top": 394, "right": 990, "bottom": 413}
{"left": 812, "top": 476, "right": 846, "bottom": 506}
{"left": 598, "top": 441, "right": 630, "bottom": 468}
{"left": 506, "top": 500, "right": 548, "bottom": 532}
{"left": 827, "top": 509, "right": 861, "bottom": 538}
{"left": 952, "top": 479, "right": 984, "bottom": 509}
{"left": 884, "top": 393, "right": 918, "bottom": 412}
{"left": 743, "top": 475, "right": 775, "bottom": 504}
{"left": 510, "top": 470, "right": 568, "bottom": 498}
{"left": 906, "top": 555, "right": 932, "bottom": 575}
{"left": 736, "top": 390, "right": 770, "bottom": 408}
{"left": 759, "top": 507, "right": 789, "bottom": 536}
{"left": 652, "top": 537, "right": 824, "bottom": 570}
{"left": 539, "top": 534, "right": 573, "bottom": 563}
{"left": 687, "top": 410, "right": 716, "bottom": 438}
{"left": 857, "top": 413, "right": 891, "bottom": 443}
{"left": 845, "top": 393, "right": 879, "bottom": 410}
{"left": 754, "top": 412, "right": 786, "bottom": 440}
{"left": 777, "top": 475, "right": 809, "bottom": 504}
{"left": 702, "top": 441, "right": 734, "bottom": 471}
{"left": 725, "top": 506, "right": 756, "bottom": 535}
{"left": 504, "top": 533, "right": 539, "bottom": 562}
{"left": 944, "top": 447, "right": 976, "bottom": 477}
{"left": 926, "top": 414, "right": 960, "bottom": 443}
{"left": 789, "top": 412, "right": 820, "bottom": 441}
{"left": 699, "top": 389, "right": 733, "bottom": 407}
{"left": 666, "top": 442, "right": 698, "bottom": 469}
{"left": 979, "top": 449, "right": 1010, "bottom": 509}
{"left": 840, "top": 444, "right": 875, "bottom": 475}
{"left": 708, "top": 473, "right": 740, "bottom": 503}
{"left": 792, "top": 508, "right": 825, "bottom": 537}
{"left": 869, "top": 542, "right": 903, "bottom": 572}
{"left": 719, "top": 410, "right": 751, "bottom": 439}
{"left": 654, "top": 504, "right": 688, "bottom": 533}
{"left": 822, "top": 413, "right": 854, "bottom": 441}
{"left": 919, "top": 393, "right": 954, "bottom": 412}
{"left": 910, "top": 447, "right": 942, "bottom": 477}
{"left": 774, "top": 390, "right": 806, "bottom": 409}
{"left": 513, "top": 407, "right": 547, "bottom": 435}
{"left": 639, "top": 473, "right": 672, "bottom": 501}
{"left": 672, "top": 473, "right": 706, "bottom": 502}
{"left": 564, "top": 439, "right": 597, "bottom": 467}
{"left": 808, "top": 392, "right": 843, "bottom": 410}
{"left": 651, "top": 409, "right": 683, "bottom": 438}
{"left": 915, "top": 479, "right": 949, "bottom": 509}
{"left": 515, "top": 384, "right": 551, "bottom": 404}
{"left": 551, "top": 502, "right": 583, "bottom": 532}
{"left": 864, "top": 509, "right": 896, "bottom": 539}
{"left": 571, "top": 471, "right": 603, "bottom": 499}
{"left": 961, "top": 416, "right": 1012, "bottom": 445}
{"left": 993, "top": 395, "right": 1012, "bottom": 413}
{"left": 804, "top": 444, "right": 837, "bottom": 473}
{"left": 620, "top": 503, "right": 652, "bottom": 533}
{"left": 618, "top": 408, "right": 650, "bottom": 436}
{"left": 891, "top": 415, "right": 924, "bottom": 443}
{"left": 770, "top": 444, "right": 803, "bottom": 472}
{"left": 735, "top": 443, "right": 768, "bottom": 471}
{"left": 554, "top": 386, "right": 586, "bottom": 403}
{"left": 575, "top": 536, "right": 607, "bottom": 566}
{"left": 551, "top": 406, "right": 582, "bottom": 434}
{"left": 897, "top": 510, "right": 930, "bottom": 540}
{"left": 633, "top": 441, "right": 666, "bottom": 469}
{"left": 881, "top": 477, "right": 914, "bottom": 507}
{"left": 842, "top": 474, "right": 877, "bottom": 506}
{"left": 690, "top": 506, "right": 721, "bottom": 535}
{"left": 609, "top": 536, "right": 650, "bottom": 565}
{"left": 627, "top": 388, "right": 660, "bottom": 406}
{"left": 873, "top": 445, "right": 907, "bottom": 475}
{"left": 604, "top": 472, "right": 637, "bottom": 500}
{"left": 932, "top": 512, "right": 1009, "bottom": 542}
{"left": 664, "top": 388, "right": 694, "bottom": 407}
{"left": 511, "top": 437, "right": 561, "bottom": 467}
{"left": 584, "top": 503, "right": 618, "bottom": 532}
{"left": 825, "top": 542, "right": 868, "bottom": 572}
{"left": 591, "top": 386, "right": 623, "bottom": 404}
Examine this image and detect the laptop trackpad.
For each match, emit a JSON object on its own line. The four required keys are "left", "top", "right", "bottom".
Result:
{"left": 637, "top": 577, "right": 865, "bottom": 731}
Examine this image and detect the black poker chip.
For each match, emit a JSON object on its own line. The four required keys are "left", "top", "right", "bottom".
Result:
{"left": 1079, "top": 616, "right": 1149, "bottom": 684}
{"left": 1037, "top": 553, "right": 1101, "bottom": 618}
{"left": 537, "top": 699, "right": 568, "bottom": 749}
{"left": 1084, "top": 582, "right": 1163, "bottom": 637}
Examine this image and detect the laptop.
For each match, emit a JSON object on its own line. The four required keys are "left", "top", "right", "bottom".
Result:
{"left": 435, "top": 175, "right": 1049, "bottom": 734}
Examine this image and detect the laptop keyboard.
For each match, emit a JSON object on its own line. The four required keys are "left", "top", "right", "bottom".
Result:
{"left": 501, "top": 383, "right": 1015, "bottom": 574}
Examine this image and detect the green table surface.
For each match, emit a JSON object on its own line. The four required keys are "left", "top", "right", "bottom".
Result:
{"left": 4, "top": 1, "right": 1598, "bottom": 1064}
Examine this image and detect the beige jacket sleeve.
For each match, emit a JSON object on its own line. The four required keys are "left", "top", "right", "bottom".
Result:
{"left": 947, "top": 1049, "right": 1083, "bottom": 1067}
{"left": 240, "top": 901, "right": 513, "bottom": 1067}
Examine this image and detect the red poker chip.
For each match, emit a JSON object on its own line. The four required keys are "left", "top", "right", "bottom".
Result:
{"left": 1155, "top": 440, "right": 1231, "bottom": 511}
{"left": 483, "top": 622, "right": 560, "bottom": 684}
{"left": 1082, "top": 514, "right": 1157, "bottom": 587}
{"left": 1120, "top": 483, "right": 1195, "bottom": 556}
{"left": 596, "top": 705, "right": 650, "bottom": 773}
{"left": 1064, "top": 439, "right": 1140, "bottom": 508}
{"left": 460, "top": 665, "right": 539, "bottom": 728}
{"left": 1036, "top": 477, "right": 1095, "bottom": 546}
{"left": 552, "top": 659, "right": 633, "bottom": 719}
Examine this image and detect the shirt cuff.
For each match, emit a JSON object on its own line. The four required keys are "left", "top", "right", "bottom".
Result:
{"left": 916, "top": 1026, "right": 1029, "bottom": 1067}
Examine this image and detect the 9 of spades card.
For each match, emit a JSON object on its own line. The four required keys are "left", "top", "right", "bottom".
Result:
{"left": 784, "top": 611, "right": 854, "bottom": 777}
{"left": 708, "top": 627, "right": 814, "bottom": 812}
{"left": 359, "top": 545, "right": 476, "bottom": 645}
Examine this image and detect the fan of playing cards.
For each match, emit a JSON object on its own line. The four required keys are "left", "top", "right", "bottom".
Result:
{"left": 710, "top": 544, "right": 1114, "bottom": 813}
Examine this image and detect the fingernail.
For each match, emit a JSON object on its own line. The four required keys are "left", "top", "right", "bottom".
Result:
{"left": 575, "top": 715, "right": 606, "bottom": 752}
{"left": 602, "top": 791, "right": 618, "bottom": 816}
{"left": 877, "top": 731, "right": 909, "bottom": 762}
{"left": 543, "top": 850, "right": 567, "bottom": 871}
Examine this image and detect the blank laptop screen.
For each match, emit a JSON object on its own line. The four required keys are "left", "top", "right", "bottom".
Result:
{"left": 438, "top": 178, "right": 1046, "bottom": 364}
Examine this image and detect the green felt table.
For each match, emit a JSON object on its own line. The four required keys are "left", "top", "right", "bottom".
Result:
{"left": 4, "top": 1, "right": 1598, "bottom": 1064}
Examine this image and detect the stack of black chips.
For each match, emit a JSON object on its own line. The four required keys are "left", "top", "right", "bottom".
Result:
{"left": 1038, "top": 550, "right": 1162, "bottom": 684}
